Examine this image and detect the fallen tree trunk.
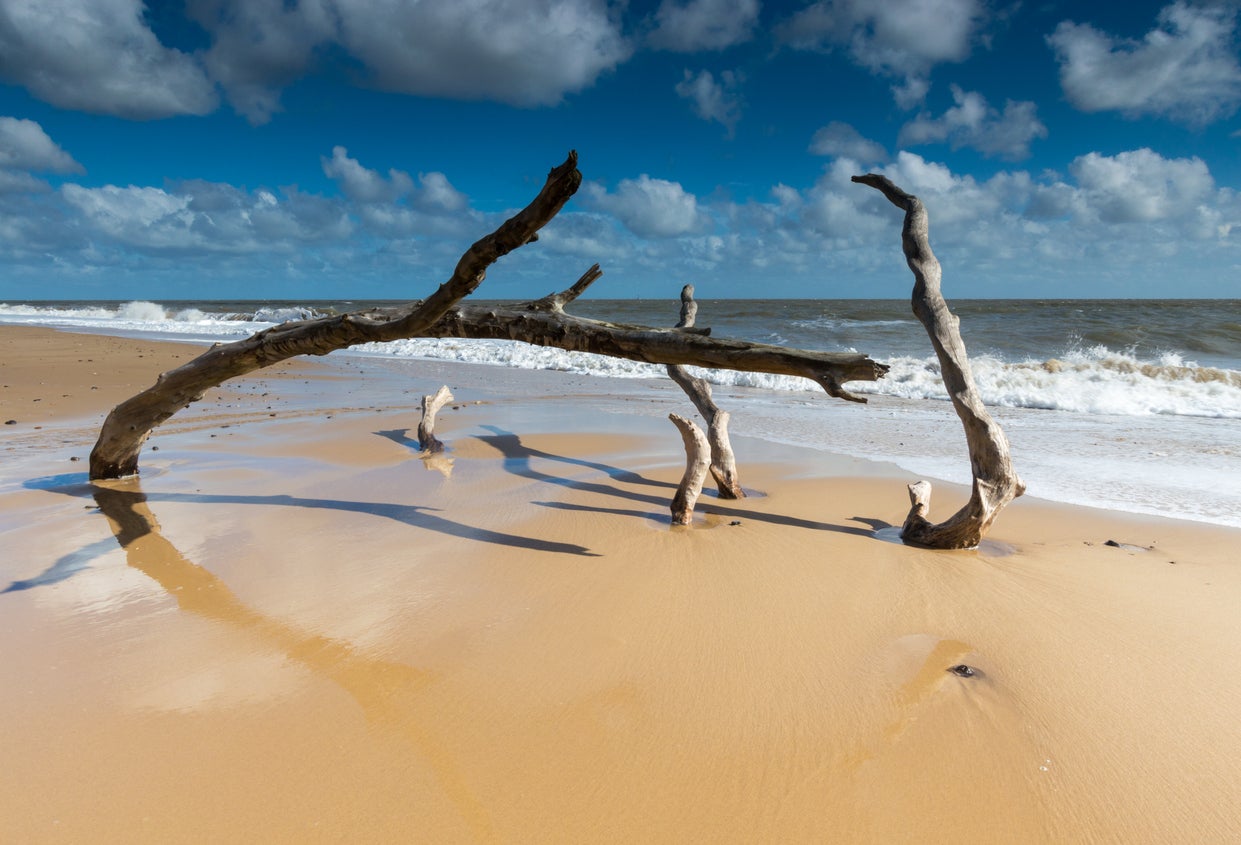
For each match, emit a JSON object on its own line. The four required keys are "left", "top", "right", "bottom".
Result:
{"left": 665, "top": 285, "right": 744, "bottom": 498}
{"left": 852, "top": 173, "right": 1024, "bottom": 549}
{"left": 89, "top": 153, "right": 583, "bottom": 480}
{"left": 90, "top": 153, "right": 887, "bottom": 481}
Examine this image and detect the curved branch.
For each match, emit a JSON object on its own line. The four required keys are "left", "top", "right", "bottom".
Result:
{"left": 852, "top": 173, "right": 1024, "bottom": 549}
{"left": 89, "top": 153, "right": 583, "bottom": 479}
{"left": 665, "top": 284, "right": 744, "bottom": 499}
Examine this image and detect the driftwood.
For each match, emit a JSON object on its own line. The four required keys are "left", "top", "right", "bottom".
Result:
{"left": 669, "top": 413, "right": 710, "bottom": 525}
{"left": 88, "top": 153, "right": 888, "bottom": 481}
{"left": 852, "top": 174, "right": 1024, "bottom": 549}
{"left": 666, "top": 285, "right": 744, "bottom": 499}
{"left": 417, "top": 386, "right": 454, "bottom": 453}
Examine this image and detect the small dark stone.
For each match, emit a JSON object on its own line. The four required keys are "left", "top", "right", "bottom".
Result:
{"left": 947, "top": 664, "right": 976, "bottom": 678}
{"left": 1104, "top": 539, "right": 1121, "bottom": 547}
{"left": 69, "top": 456, "right": 80, "bottom": 462}
{"left": 729, "top": 520, "right": 743, "bottom": 526}
{"left": 4, "top": 419, "right": 15, "bottom": 425}
{"left": 151, "top": 446, "right": 159, "bottom": 451}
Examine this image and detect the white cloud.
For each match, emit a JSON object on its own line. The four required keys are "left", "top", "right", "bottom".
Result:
{"left": 1068, "top": 148, "right": 1215, "bottom": 223}
{"left": 322, "top": 146, "right": 415, "bottom": 205}
{"left": 583, "top": 175, "right": 705, "bottom": 238}
{"left": 2, "top": 0, "right": 633, "bottom": 122}
{"left": 675, "top": 69, "right": 743, "bottom": 134}
{"left": 775, "top": 0, "right": 986, "bottom": 107}
{"left": 648, "top": 0, "right": 760, "bottom": 51}
{"left": 809, "top": 122, "right": 888, "bottom": 163}
{"left": 188, "top": 0, "right": 336, "bottom": 125}
{"left": 58, "top": 180, "right": 354, "bottom": 253}
{"left": 898, "top": 85, "right": 1047, "bottom": 159}
{"left": 1049, "top": 2, "right": 1241, "bottom": 125}
{"left": 0, "top": 0, "right": 217, "bottom": 119}
{"left": 0, "top": 117, "right": 83, "bottom": 173}
{"left": 331, "top": 0, "right": 631, "bottom": 107}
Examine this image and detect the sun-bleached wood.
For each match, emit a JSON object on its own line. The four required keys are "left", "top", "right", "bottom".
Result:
{"left": 417, "top": 385, "right": 454, "bottom": 453}
{"left": 852, "top": 173, "right": 1025, "bottom": 549}
{"left": 88, "top": 153, "right": 888, "bottom": 481}
{"left": 665, "top": 284, "right": 744, "bottom": 498}
{"left": 669, "top": 413, "right": 710, "bottom": 525}
{"left": 89, "top": 153, "right": 584, "bottom": 479}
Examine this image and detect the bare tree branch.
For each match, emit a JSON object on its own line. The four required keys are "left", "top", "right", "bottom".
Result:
{"left": 853, "top": 173, "right": 1024, "bottom": 548}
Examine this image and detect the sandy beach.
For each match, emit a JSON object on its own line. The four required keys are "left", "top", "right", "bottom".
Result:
{"left": 3, "top": 324, "right": 1241, "bottom": 844}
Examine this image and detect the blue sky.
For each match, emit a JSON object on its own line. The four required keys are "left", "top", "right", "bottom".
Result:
{"left": 1, "top": 0, "right": 1239, "bottom": 300}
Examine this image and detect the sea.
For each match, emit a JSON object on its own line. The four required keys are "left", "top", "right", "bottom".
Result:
{"left": 2, "top": 298, "right": 1239, "bottom": 529}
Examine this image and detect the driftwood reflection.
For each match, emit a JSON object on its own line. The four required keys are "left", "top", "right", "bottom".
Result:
{"left": 89, "top": 481, "right": 494, "bottom": 840}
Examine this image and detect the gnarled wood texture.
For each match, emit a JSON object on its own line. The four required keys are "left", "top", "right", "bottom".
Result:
{"left": 666, "top": 284, "right": 744, "bottom": 498}
{"left": 417, "top": 386, "right": 454, "bottom": 453}
{"left": 89, "top": 153, "right": 584, "bottom": 479}
{"left": 669, "top": 413, "right": 710, "bottom": 525}
{"left": 88, "top": 153, "right": 889, "bottom": 481}
{"left": 852, "top": 174, "right": 1024, "bottom": 549}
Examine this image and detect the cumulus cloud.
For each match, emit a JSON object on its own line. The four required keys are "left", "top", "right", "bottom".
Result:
{"left": 330, "top": 0, "right": 631, "bottom": 107}
{"left": 60, "top": 181, "right": 352, "bottom": 252}
{"left": 0, "top": 0, "right": 218, "bottom": 119}
{"left": 648, "top": 0, "right": 760, "bottom": 51}
{"left": 898, "top": 85, "right": 1047, "bottom": 159}
{"left": 1068, "top": 148, "right": 1215, "bottom": 223}
{"left": 188, "top": 0, "right": 336, "bottom": 124}
{"left": 0, "top": 117, "right": 83, "bottom": 174}
{"left": 675, "top": 69, "right": 743, "bottom": 134}
{"left": 582, "top": 175, "right": 705, "bottom": 238}
{"left": 775, "top": 0, "right": 986, "bottom": 107}
{"left": 1049, "top": 2, "right": 1241, "bottom": 125}
{"left": 321, "top": 146, "right": 469, "bottom": 219}
{"left": 2, "top": 0, "right": 633, "bottom": 122}
{"left": 808, "top": 121, "right": 888, "bottom": 163}
{"left": 321, "top": 146, "right": 415, "bottom": 205}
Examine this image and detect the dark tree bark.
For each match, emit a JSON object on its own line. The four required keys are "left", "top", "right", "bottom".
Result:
{"left": 89, "top": 154, "right": 888, "bottom": 480}
{"left": 852, "top": 174, "right": 1025, "bottom": 549}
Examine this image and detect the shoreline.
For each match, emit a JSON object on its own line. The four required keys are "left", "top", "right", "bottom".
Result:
{"left": 3, "top": 326, "right": 1241, "bottom": 842}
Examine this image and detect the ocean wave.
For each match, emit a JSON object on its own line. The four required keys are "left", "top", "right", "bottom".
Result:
{"left": 3, "top": 301, "right": 1237, "bottom": 419}
{"left": 352, "top": 338, "right": 1241, "bottom": 419}
{"left": 849, "top": 347, "right": 1241, "bottom": 418}
{"left": 0, "top": 300, "right": 332, "bottom": 331}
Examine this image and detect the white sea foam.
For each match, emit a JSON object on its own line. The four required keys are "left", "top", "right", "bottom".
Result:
{"left": 4, "top": 300, "right": 1237, "bottom": 419}
{"left": 352, "top": 337, "right": 1241, "bottom": 420}
{"left": 3, "top": 298, "right": 1239, "bottom": 527}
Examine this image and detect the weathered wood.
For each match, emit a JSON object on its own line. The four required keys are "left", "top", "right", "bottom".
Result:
{"left": 89, "top": 153, "right": 584, "bottom": 480}
{"left": 669, "top": 413, "right": 710, "bottom": 525}
{"left": 666, "top": 284, "right": 744, "bottom": 498}
{"left": 88, "top": 153, "right": 889, "bottom": 481}
{"left": 852, "top": 173, "right": 1025, "bottom": 549}
{"left": 417, "top": 385, "right": 454, "bottom": 453}
{"left": 427, "top": 304, "right": 884, "bottom": 395}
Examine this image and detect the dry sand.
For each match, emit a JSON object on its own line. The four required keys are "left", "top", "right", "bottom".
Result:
{"left": 2, "top": 325, "right": 1240, "bottom": 843}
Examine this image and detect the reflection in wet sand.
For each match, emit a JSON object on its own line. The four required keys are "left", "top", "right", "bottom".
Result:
{"left": 89, "top": 480, "right": 495, "bottom": 842}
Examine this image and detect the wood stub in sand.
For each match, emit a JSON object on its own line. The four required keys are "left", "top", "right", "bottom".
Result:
{"left": 666, "top": 284, "right": 745, "bottom": 499}
{"left": 852, "top": 173, "right": 1025, "bottom": 549}
{"left": 669, "top": 413, "right": 710, "bottom": 526}
{"left": 417, "top": 386, "right": 454, "bottom": 453}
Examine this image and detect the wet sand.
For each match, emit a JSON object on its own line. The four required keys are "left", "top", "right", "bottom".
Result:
{"left": 2, "top": 325, "right": 1241, "bottom": 843}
